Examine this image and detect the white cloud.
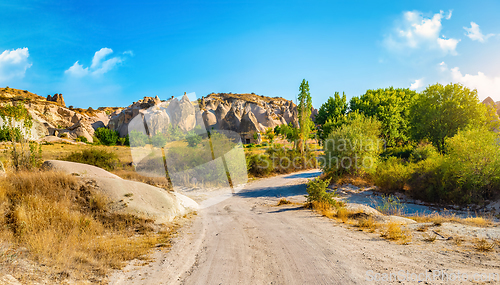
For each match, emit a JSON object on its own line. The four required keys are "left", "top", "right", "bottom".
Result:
{"left": 445, "top": 10, "right": 452, "bottom": 20}
{"left": 91, "top": 48, "right": 113, "bottom": 69}
{"left": 384, "top": 10, "right": 459, "bottom": 56}
{"left": 437, "top": 38, "right": 460, "bottom": 55}
{"left": 66, "top": 61, "right": 88, "bottom": 77}
{"left": 464, "top": 22, "right": 495, "bottom": 43}
{"left": 440, "top": 62, "right": 500, "bottom": 101}
{"left": 0, "top": 47, "right": 32, "bottom": 82}
{"left": 65, "top": 48, "right": 128, "bottom": 77}
{"left": 410, "top": 78, "right": 424, "bottom": 90}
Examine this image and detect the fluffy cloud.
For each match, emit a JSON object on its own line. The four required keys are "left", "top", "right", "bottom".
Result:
{"left": 0, "top": 47, "right": 32, "bottom": 82}
{"left": 410, "top": 78, "right": 424, "bottom": 90}
{"left": 384, "top": 10, "right": 459, "bottom": 56}
{"left": 440, "top": 62, "right": 500, "bottom": 101}
{"left": 464, "top": 22, "right": 495, "bottom": 43}
{"left": 65, "top": 48, "right": 127, "bottom": 77}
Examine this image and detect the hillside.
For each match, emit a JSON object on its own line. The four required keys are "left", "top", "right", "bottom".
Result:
{"left": 0, "top": 88, "right": 305, "bottom": 144}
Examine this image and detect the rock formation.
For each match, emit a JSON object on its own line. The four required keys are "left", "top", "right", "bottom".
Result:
{"left": 0, "top": 88, "right": 302, "bottom": 144}
{"left": 46, "top": 93, "right": 66, "bottom": 107}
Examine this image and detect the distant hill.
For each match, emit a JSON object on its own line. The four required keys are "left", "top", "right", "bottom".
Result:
{"left": 482, "top": 97, "right": 500, "bottom": 116}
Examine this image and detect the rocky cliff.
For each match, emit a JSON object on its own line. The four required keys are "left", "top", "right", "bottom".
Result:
{"left": 0, "top": 88, "right": 301, "bottom": 143}
{"left": 0, "top": 87, "right": 108, "bottom": 142}
{"left": 200, "top": 93, "right": 298, "bottom": 133}
{"left": 107, "top": 93, "right": 299, "bottom": 140}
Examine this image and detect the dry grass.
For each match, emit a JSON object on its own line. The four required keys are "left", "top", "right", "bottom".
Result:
{"left": 335, "top": 207, "right": 349, "bottom": 223}
{"left": 334, "top": 175, "right": 371, "bottom": 188}
{"left": 380, "top": 222, "right": 412, "bottom": 244}
{"left": 112, "top": 170, "right": 171, "bottom": 191}
{"left": 462, "top": 217, "right": 493, "bottom": 227}
{"left": 474, "top": 238, "right": 495, "bottom": 252}
{"left": 408, "top": 213, "right": 494, "bottom": 228}
{"left": 356, "top": 217, "right": 378, "bottom": 232}
{"left": 307, "top": 201, "right": 336, "bottom": 219}
{"left": 277, "top": 198, "right": 292, "bottom": 206}
{"left": 0, "top": 170, "right": 179, "bottom": 282}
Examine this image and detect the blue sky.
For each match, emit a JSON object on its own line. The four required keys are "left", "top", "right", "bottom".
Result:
{"left": 1, "top": 0, "right": 499, "bottom": 108}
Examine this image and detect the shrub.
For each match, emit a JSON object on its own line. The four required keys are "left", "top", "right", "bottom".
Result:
{"left": 117, "top": 137, "right": 127, "bottom": 146}
{"left": 381, "top": 144, "right": 414, "bottom": 160}
{"left": 62, "top": 149, "right": 119, "bottom": 171}
{"left": 246, "top": 153, "right": 273, "bottom": 177}
{"left": 439, "top": 127, "right": 500, "bottom": 203}
{"left": 410, "top": 143, "right": 439, "bottom": 162}
{"left": 94, "top": 127, "right": 119, "bottom": 146}
{"left": 75, "top": 136, "right": 88, "bottom": 143}
{"left": 306, "top": 177, "right": 335, "bottom": 206}
{"left": 321, "top": 112, "right": 382, "bottom": 177}
{"left": 129, "top": 130, "right": 148, "bottom": 147}
{"left": 151, "top": 133, "right": 167, "bottom": 148}
{"left": 186, "top": 133, "right": 202, "bottom": 147}
{"left": 59, "top": 133, "right": 68, "bottom": 138}
{"left": 373, "top": 157, "right": 414, "bottom": 192}
{"left": 409, "top": 127, "right": 500, "bottom": 204}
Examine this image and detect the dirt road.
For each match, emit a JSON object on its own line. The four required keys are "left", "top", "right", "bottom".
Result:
{"left": 110, "top": 170, "right": 500, "bottom": 285}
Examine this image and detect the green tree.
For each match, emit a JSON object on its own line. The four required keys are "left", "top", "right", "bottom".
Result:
{"left": 94, "top": 127, "right": 119, "bottom": 146}
{"left": 350, "top": 87, "right": 417, "bottom": 147}
{"left": 264, "top": 128, "right": 275, "bottom": 143}
{"left": 321, "top": 112, "right": 382, "bottom": 177}
{"left": 409, "top": 83, "right": 485, "bottom": 153}
{"left": 298, "top": 79, "right": 313, "bottom": 153}
{"left": 315, "top": 92, "right": 348, "bottom": 141}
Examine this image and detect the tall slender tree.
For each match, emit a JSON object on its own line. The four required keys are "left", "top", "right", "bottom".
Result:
{"left": 298, "top": 79, "right": 313, "bottom": 153}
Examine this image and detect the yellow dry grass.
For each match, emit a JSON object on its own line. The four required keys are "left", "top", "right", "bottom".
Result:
{"left": 380, "top": 222, "right": 412, "bottom": 244}
{"left": 474, "top": 238, "right": 495, "bottom": 252}
{"left": 0, "top": 171, "right": 179, "bottom": 282}
{"left": 276, "top": 198, "right": 292, "bottom": 206}
{"left": 356, "top": 217, "right": 379, "bottom": 233}
{"left": 409, "top": 213, "right": 493, "bottom": 228}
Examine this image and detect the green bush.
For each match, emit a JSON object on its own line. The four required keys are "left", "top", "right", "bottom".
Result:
{"left": 306, "top": 177, "right": 335, "bottom": 205}
{"left": 186, "top": 133, "right": 202, "bottom": 147}
{"left": 75, "top": 136, "right": 88, "bottom": 143}
{"left": 129, "top": 130, "right": 148, "bottom": 147}
{"left": 410, "top": 143, "right": 439, "bottom": 163}
{"left": 246, "top": 153, "right": 273, "bottom": 177}
{"left": 373, "top": 157, "right": 414, "bottom": 193}
{"left": 62, "top": 149, "right": 119, "bottom": 171}
{"left": 94, "top": 128, "right": 119, "bottom": 146}
{"left": 117, "top": 136, "right": 128, "bottom": 146}
{"left": 381, "top": 144, "right": 414, "bottom": 160}
{"left": 321, "top": 112, "right": 382, "bottom": 177}
{"left": 409, "top": 127, "right": 500, "bottom": 204}
{"left": 151, "top": 133, "right": 167, "bottom": 148}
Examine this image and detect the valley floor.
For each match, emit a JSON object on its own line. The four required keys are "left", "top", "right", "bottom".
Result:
{"left": 109, "top": 170, "right": 500, "bottom": 285}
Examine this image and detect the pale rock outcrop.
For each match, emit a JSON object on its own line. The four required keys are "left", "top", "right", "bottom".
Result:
{"left": 144, "top": 106, "right": 170, "bottom": 135}
{"left": 214, "top": 103, "right": 229, "bottom": 125}
{"left": 42, "top": 160, "right": 199, "bottom": 223}
{"left": 239, "top": 110, "right": 261, "bottom": 133}
{"left": 219, "top": 107, "right": 241, "bottom": 132}
{"left": 166, "top": 94, "right": 196, "bottom": 132}
{"left": 202, "top": 110, "right": 217, "bottom": 129}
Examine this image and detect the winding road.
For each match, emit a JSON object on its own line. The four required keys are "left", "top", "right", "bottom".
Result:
{"left": 109, "top": 169, "right": 500, "bottom": 285}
